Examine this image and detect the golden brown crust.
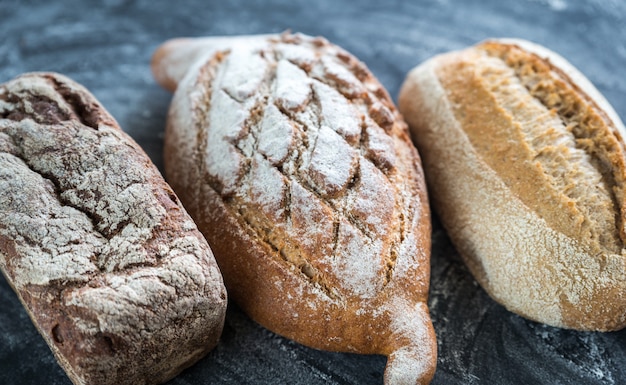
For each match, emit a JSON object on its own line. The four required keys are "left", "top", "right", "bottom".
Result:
{"left": 399, "top": 39, "right": 626, "bottom": 331}
{"left": 0, "top": 72, "right": 227, "bottom": 385}
{"left": 157, "top": 33, "right": 436, "bottom": 384}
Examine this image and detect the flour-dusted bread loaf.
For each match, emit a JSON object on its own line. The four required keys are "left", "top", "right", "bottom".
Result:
{"left": 398, "top": 39, "right": 626, "bottom": 331}
{"left": 152, "top": 33, "right": 436, "bottom": 384}
{"left": 0, "top": 73, "right": 228, "bottom": 385}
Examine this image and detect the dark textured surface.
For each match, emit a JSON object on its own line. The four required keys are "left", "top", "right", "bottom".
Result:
{"left": 1, "top": 0, "right": 626, "bottom": 384}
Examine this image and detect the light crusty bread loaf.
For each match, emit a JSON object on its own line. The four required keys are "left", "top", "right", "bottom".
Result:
{"left": 398, "top": 39, "right": 626, "bottom": 331}
{"left": 0, "top": 73, "right": 228, "bottom": 385}
{"left": 152, "top": 32, "right": 437, "bottom": 384}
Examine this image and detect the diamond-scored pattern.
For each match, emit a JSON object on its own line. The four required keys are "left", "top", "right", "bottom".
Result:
{"left": 196, "top": 34, "right": 409, "bottom": 300}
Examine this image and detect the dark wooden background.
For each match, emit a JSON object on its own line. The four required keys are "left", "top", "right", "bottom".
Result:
{"left": 1, "top": 0, "right": 626, "bottom": 384}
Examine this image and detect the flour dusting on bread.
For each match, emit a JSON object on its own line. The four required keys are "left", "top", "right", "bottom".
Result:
{"left": 0, "top": 72, "right": 227, "bottom": 385}
{"left": 185, "top": 33, "right": 418, "bottom": 299}
{"left": 399, "top": 39, "right": 626, "bottom": 331}
{"left": 155, "top": 32, "right": 436, "bottom": 384}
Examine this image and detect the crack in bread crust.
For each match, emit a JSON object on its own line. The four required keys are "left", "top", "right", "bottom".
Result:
{"left": 0, "top": 72, "right": 227, "bottom": 385}
{"left": 437, "top": 44, "right": 626, "bottom": 255}
{"left": 482, "top": 42, "right": 626, "bottom": 253}
{"left": 400, "top": 39, "right": 626, "bottom": 331}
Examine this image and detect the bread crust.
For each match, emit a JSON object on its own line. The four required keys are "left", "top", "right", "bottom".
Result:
{"left": 0, "top": 73, "right": 227, "bottom": 385}
{"left": 399, "top": 39, "right": 626, "bottom": 331}
{"left": 155, "top": 33, "right": 436, "bottom": 383}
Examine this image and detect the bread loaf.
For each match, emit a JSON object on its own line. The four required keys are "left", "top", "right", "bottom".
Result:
{"left": 398, "top": 39, "right": 626, "bottom": 331}
{"left": 0, "top": 73, "right": 228, "bottom": 385}
{"left": 152, "top": 32, "right": 437, "bottom": 384}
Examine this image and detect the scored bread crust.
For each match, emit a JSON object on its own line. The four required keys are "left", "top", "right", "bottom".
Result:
{"left": 0, "top": 73, "right": 227, "bottom": 385}
{"left": 154, "top": 32, "right": 437, "bottom": 384}
{"left": 399, "top": 39, "right": 626, "bottom": 331}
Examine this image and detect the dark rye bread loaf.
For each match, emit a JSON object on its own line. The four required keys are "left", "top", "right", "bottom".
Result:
{"left": 152, "top": 33, "right": 437, "bottom": 384}
{"left": 399, "top": 39, "right": 626, "bottom": 331}
{"left": 0, "top": 73, "right": 227, "bottom": 385}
